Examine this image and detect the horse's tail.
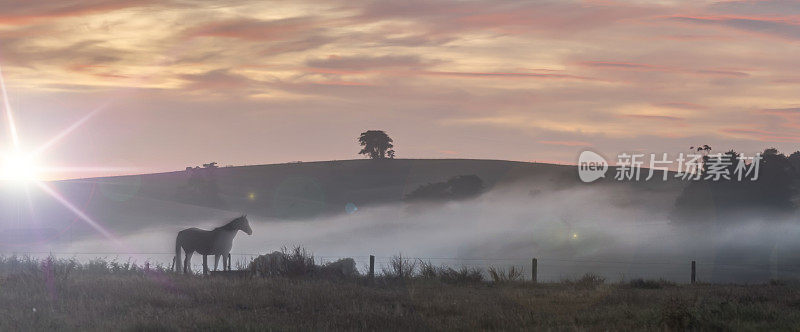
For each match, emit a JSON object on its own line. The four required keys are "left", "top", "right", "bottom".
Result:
{"left": 174, "top": 234, "right": 182, "bottom": 273}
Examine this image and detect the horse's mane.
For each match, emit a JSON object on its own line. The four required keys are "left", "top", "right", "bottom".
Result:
{"left": 214, "top": 215, "right": 243, "bottom": 231}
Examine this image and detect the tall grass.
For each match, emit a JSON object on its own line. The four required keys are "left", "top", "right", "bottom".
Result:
{"left": 487, "top": 265, "right": 524, "bottom": 283}
{"left": 0, "top": 255, "right": 169, "bottom": 280}
{"left": 0, "top": 254, "right": 797, "bottom": 330}
{"left": 381, "top": 254, "right": 417, "bottom": 280}
{"left": 248, "top": 245, "right": 358, "bottom": 279}
{"left": 418, "top": 260, "right": 483, "bottom": 284}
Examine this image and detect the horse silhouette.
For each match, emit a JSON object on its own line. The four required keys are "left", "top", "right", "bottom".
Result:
{"left": 174, "top": 214, "right": 253, "bottom": 274}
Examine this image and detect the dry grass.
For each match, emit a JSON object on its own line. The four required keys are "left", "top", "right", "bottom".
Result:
{"left": 487, "top": 265, "right": 524, "bottom": 283}
{"left": 1, "top": 256, "right": 800, "bottom": 330}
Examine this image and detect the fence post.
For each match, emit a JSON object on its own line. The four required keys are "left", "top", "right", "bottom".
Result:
{"left": 531, "top": 258, "right": 538, "bottom": 283}
{"left": 369, "top": 255, "right": 375, "bottom": 281}
{"left": 691, "top": 260, "right": 696, "bottom": 284}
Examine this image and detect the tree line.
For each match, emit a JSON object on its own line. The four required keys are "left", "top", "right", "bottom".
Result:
{"left": 671, "top": 146, "right": 800, "bottom": 223}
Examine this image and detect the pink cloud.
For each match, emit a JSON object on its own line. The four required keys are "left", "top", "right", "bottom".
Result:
{"left": 580, "top": 61, "right": 749, "bottom": 78}
{"left": 187, "top": 17, "right": 322, "bottom": 41}
{"left": 669, "top": 15, "right": 800, "bottom": 40}
{"left": 0, "top": 0, "right": 152, "bottom": 25}
{"left": 421, "top": 71, "right": 598, "bottom": 81}
{"left": 657, "top": 102, "right": 709, "bottom": 110}
{"left": 722, "top": 128, "right": 800, "bottom": 142}
{"left": 537, "top": 140, "right": 591, "bottom": 147}
{"left": 621, "top": 114, "right": 685, "bottom": 121}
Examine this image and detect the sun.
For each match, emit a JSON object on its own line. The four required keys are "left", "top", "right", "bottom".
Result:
{"left": 0, "top": 152, "right": 40, "bottom": 182}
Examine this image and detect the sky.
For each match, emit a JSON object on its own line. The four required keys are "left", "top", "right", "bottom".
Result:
{"left": 1, "top": 0, "right": 799, "bottom": 179}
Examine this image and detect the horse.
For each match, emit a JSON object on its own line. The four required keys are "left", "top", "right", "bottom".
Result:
{"left": 174, "top": 214, "right": 253, "bottom": 274}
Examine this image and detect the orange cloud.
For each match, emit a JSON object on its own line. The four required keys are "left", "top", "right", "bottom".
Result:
{"left": 580, "top": 61, "right": 749, "bottom": 77}
{"left": 0, "top": 0, "right": 152, "bottom": 26}
{"left": 722, "top": 128, "right": 800, "bottom": 142}
{"left": 537, "top": 140, "right": 591, "bottom": 147}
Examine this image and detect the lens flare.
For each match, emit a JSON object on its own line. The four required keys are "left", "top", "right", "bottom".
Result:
{"left": 34, "top": 181, "right": 120, "bottom": 244}
{"left": 0, "top": 152, "right": 39, "bottom": 182}
{"left": 0, "top": 61, "right": 127, "bottom": 249}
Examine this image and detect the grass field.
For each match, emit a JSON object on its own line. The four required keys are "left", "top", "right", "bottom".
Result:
{"left": 1, "top": 257, "right": 799, "bottom": 330}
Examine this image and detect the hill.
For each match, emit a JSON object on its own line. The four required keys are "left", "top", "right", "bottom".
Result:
{"left": 0, "top": 159, "right": 683, "bottom": 244}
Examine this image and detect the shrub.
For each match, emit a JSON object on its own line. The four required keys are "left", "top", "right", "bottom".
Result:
{"left": 419, "top": 260, "right": 483, "bottom": 284}
{"left": 628, "top": 278, "right": 675, "bottom": 289}
{"left": 562, "top": 273, "right": 605, "bottom": 289}
{"left": 249, "top": 246, "right": 316, "bottom": 278}
{"left": 405, "top": 175, "right": 484, "bottom": 202}
{"left": 0, "top": 255, "right": 168, "bottom": 281}
{"left": 440, "top": 266, "right": 484, "bottom": 284}
{"left": 382, "top": 254, "right": 417, "bottom": 280}
{"left": 488, "top": 266, "right": 523, "bottom": 283}
{"left": 319, "top": 258, "right": 359, "bottom": 279}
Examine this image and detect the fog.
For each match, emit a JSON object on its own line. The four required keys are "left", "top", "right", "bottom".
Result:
{"left": 8, "top": 181, "right": 800, "bottom": 283}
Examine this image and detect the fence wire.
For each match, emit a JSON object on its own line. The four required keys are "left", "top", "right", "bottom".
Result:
{"left": 2, "top": 250, "right": 798, "bottom": 282}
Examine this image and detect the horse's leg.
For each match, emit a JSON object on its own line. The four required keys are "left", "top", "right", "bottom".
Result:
{"left": 222, "top": 254, "right": 228, "bottom": 271}
{"left": 184, "top": 251, "right": 193, "bottom": 274}
{"left": 203, "top": 255, "right": 208, "bottom": 275}
{"left": 214, "top": 254, "right": 220, "bottom": 271}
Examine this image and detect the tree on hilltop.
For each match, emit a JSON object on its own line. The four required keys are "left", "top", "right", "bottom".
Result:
{"left": 358, "top": 130, "right": 395, "bottom": 159}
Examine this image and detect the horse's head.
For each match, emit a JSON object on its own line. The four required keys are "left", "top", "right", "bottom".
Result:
{"left": 238, "top": 214, "right": 253, "bottom": 235}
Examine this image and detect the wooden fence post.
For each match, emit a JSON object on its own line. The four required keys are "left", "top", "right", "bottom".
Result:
{"left": 369, "top": 255, "right": 375, "bottom": 280}
{"left": 531, "top": 258, "right": 538, "bottom": 283}
{"left": 691, "top": 260, "right": 696, "bottom": 284}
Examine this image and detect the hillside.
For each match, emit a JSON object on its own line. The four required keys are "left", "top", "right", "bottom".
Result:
{"left": 0, "top": 159, "right": 684, "bottom": 244}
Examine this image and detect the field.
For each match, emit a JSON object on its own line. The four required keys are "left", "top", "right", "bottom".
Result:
{"left": 1, "top": 257, "right": 799, "bottom": 331}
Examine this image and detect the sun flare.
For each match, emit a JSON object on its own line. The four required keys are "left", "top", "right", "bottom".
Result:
{"left": 0, "top": 152, "right": 40, "bottom": 182}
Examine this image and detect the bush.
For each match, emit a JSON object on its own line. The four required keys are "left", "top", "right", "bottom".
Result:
{"left": 382, "top": 254, "right": 417, "bottom": 280}
{"left": 319, "top": 258, "right": 359, "bottom": 279}
{"left": 0, "top": 255, "right": 168, "bottom": 281}
{"left": 405, "top": 175, "right": 484, "bottom": 202}
{"left": 562, "top": 273, "right": 605, "bottom": 289}
{"left": 628, "top": 278, "right": 675, "bottom": 289}
{"left": 249, "top": 246, "right": 317, "bottom": 278}
{"left": 419, "top": 261, "right": 483, "bottom": 284}
{"left": 488, "top": 266, "right": 523, "bottom": 283}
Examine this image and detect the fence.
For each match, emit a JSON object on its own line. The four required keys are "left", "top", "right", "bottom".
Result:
{"left": 3, "top": 250, "right": 800, "bottom": 283}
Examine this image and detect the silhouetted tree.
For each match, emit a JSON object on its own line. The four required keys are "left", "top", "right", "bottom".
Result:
{"left": 405, "top": 175, "right": 484, "bottom": 202}
{"left": 175, "top": 162, "right": 225, "bottom": 208}
{"left": 788, "top": 151, "right": 800, "bottom": 175}
{"left": 448, "top": 175, "right": 484, "bottom": 199}
{"left": 671, "top": 147, "right": 796, "bottom": 224}
{"left": 358, "top": 130, "right": 395, "bottom": 160}
{"left": 754, "top": 148, "right": 794, "bottom": 211}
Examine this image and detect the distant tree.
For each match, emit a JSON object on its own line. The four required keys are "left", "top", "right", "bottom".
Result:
{"left": 358, "top": 130, "right": 395, "bottom": 160}
{"left": 671, "top": 147, "right": 796, "bottom": 224}
{"left": 690, "top": 144, "right": 711, "bottom": 153}
{"left": 175, "top": 163, "right": 225, "bottom": 208}
{"left": 754, "top": 148, "right": 794, "bottom": 211}
{"left": 448, "top": 175, "right": 484, "bottom": 199}
{"left": 405, "top": 175, "right": 484, "bottom": 202}
{"left": 788, "top": 151, "right": 800, "bottom": 175}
